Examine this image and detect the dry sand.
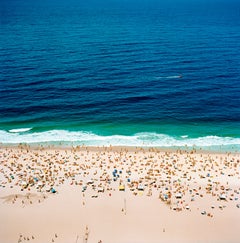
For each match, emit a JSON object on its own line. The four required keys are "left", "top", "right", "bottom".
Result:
{"left": 0, "top": 145, "right": 240, "bottom": 243}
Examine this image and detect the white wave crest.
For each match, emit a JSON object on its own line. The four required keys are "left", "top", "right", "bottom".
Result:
{"left": 8, "top": 128, "right": 32, "bottom": 133}
{"left": 1, "top": 130, "right": 240, "bottom": 149}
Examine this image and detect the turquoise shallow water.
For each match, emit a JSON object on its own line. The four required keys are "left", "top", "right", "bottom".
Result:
{"left": 1, "top": 122, "right": 240, "bottom": 152}
{"left": 1, "top": 0, "right": 240, "bottom": 151}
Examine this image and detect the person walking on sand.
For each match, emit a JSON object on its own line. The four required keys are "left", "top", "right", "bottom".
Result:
{"left": 84, "top": 225, "right": 89, "bottom": 243}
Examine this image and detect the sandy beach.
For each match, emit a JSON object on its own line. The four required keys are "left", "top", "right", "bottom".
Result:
{"left": 0, "top": 145, "right": 240, "bottom": 243}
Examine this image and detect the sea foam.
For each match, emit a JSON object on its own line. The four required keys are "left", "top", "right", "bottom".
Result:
{"left": 8, "top": 128, "right": 33, "bottom": 133}
{"left": 1, "top": 130, "right": 240, "bottom": 150}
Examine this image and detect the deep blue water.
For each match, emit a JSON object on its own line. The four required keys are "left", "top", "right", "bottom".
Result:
{"left": 1, "top": 0, "right": 240, "bottom": 150}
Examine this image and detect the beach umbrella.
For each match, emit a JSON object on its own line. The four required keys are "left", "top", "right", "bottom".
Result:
{"left": 137, "top": 184, "right": 145, "bottom": 191}
{"left": 219, "top": 194, "right": 227, "bottom": 200}
{"left": 175, "top": 193, "right": 182, "bottom": 199}
{"left": 98, "top": 187, "right": 104, "bottom": 193}
{"left": 119, "top": 185, "right": 125, "bottom": 191}
{"left": 51, "top": 188, "right": 56, "bottom": 193}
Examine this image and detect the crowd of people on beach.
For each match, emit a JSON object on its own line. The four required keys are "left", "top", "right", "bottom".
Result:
{"left": 1, "top": 145, "right": 239, "bottom": 219}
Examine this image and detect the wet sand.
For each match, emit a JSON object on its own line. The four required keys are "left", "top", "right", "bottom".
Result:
{"left": 0, "top": 145, "right": 240, "bottom": 243}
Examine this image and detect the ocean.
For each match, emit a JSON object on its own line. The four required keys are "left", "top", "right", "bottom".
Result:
{"left": 1, "top": 0, "right": 240, "bottom": 151}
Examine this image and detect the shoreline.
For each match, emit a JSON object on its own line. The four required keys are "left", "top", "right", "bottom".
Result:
{"left": 1, "top": 127, "right": 240, "bottom": 153}
{"left": 1, "top": 142, "right": 239, "bottom": 155}
{"left": 0, "top": 145, "right": 240, "bottom": 243}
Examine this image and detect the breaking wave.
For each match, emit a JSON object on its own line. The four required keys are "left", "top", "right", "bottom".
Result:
{"left": 8, "top": 128, "right": 33, "bottom": 133}
{"left": 1, "top": 130, "right": 240, "bottom": 150}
